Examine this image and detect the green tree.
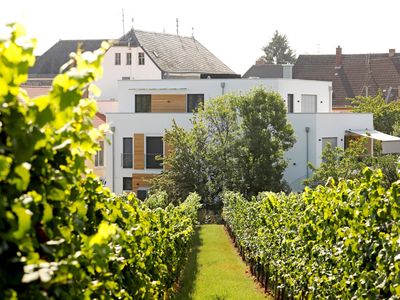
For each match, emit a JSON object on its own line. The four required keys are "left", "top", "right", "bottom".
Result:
{"left": 237, "top": 88, "right": 295, "bottom": 195}
{"left": 261, "top": 30, "right": 296, "bottom": 64}
{"left": 351, "top": 93, "right": 400, "bottom": 135}
{"left": 304, "top": 139, "right": 399, "bottom": 188}
{"left": 152, "top": 88, "right": 295, "bottom": 202}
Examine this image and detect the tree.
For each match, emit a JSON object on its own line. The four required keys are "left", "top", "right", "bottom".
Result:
{"left": 237, "top": 88, "right": 295, "bottom": 195}
{"left": 261, "top": 30, "right": 296, "bottom": 64}
{"left": 304, "top": 139, "right": 399, "bottom": 188}
{"left": 351, "top": 93, "right": 400, "bottom": 135}
{"left": 151, "top": 88, "right": 295, "bottom": 203}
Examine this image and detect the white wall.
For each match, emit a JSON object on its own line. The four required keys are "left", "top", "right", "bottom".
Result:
{"left": 97, "top": 99, "right": 119, "bottom": 113}
{"left": 285, "top": 113, "right": 373, "bottom": 190}
{"left": 105, "top": 78, "right": 374, "bottom": 193}
{"left": 95, "top": 46, "right": 162, "bottom": 101}
{"left": 105, "top": 113, "right": 192, "bottom": 194}
{"left": 117, "top": 78, "right": 332, "bottom": 113}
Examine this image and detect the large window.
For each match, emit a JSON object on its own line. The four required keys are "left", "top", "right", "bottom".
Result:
{"left": 301, "top": 94, "right": 317, "bottom": 112}
{"left": 138, "top": 52, "right": 145, "bottom": 65}
{"left": 137, "top": 189, "right": 148, "bottom": 200}
{"left": 122, "top": 137, "right": 133, "bottom": 168}
{"left": 115, "top": 53, "right": 121, "bottom": 65}
{"left": 287, "top": 94, "right": 294, "bottom": 113}
{"left": 122, "top": 177, "right": 132, "bottom": 191}
{"left": 126, "top": 53, "right": 132, "bottom": 65}
{"left": 135, "top": 94, "right": 151, "bottom": 112}
{"left": 187, "top": 94, "right": 205, "bottom": 112}
{"left": 94, "top": 141, "right": 104, "bottom": 167}
{"left": 146, "top": 137, "right": 163, "bottom": 169}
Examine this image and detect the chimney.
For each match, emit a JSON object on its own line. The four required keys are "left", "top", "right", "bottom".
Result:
{"left": 255, "top": 58, "right": 265, "bottom": 65}
{"left": 389, "top": 49, "right": 396, "bottom": 57}
{"left": 335, "top": 46, "right": 342, "bottom": 69}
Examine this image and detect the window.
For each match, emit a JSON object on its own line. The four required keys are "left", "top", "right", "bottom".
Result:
{"left": 115, "top": 53, "right": 121, "bottom": 65}
{"left": 137, "top": 189, "right": 148, "bottom": 201}
{"left": 122, "top": 137, "right": 133, "bottom": 168}
{"left": 135, "top": 94, "right": 151, "bottom": 112}
{"left": 94, "top": 141, "right": 104, "bottom": 167}
{"left": 287, "top": 94, "right": 294, "bottom": 113}
{"left": 123, "top": 177, "right": 132, "bottom": 191}
{"left": 322, "top": 137, "right": 337, "bottom": 150}
{"left": 187, "top": 94, "right": 205, "bottom": 112}
{"left": 301, "top": 94, "right": 317, "bottom": 112}
{"left": 138, "top": 52, "right": 145, "bottom": 65}
{"left": 126, "top": 52, "right": 132, "bottom": 65}
{"left": 146, "top": 137, "right": 163, "bottom": 169}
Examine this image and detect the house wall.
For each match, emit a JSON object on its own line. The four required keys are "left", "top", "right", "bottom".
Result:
{"left": 96, "top": 99, "right": 119, "bottom": 113}
{"left": 105, "top": 78, "right": 373, "bottom": 194}
{"left": 95, "top": 46, "right": 162, "bottom": 101}
{"left": 105, "top": 113, "right": 192, "bottom": 194}
{"left": 284, "top": 113, "right": 373, "bottom": 190}
{"left": 24, "top": 86, "right": 51, "bottom": 98}
{"left": 117, "top": 78, "right": 332, "bottom": 113}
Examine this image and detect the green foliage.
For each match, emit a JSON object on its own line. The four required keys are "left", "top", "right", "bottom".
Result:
{"left": 305, "top": 139, "right": 399, "bottom": 188}
{"left": 0, "top": 24, "right": 200, "bottom": 299}
{"left": 237, "top": 88, "right": 295, "bottom": 195}
{"left": 261, "top": 30, "right": 296, "bottom": 64}
{"left": 223, "top": 168, "right": 400, "bottom": 298}
{"left": 351, "top": 93, "right": 400, "bottom": 135}
{"left": 152, "top": 88, "right": 295, "bottom": 204}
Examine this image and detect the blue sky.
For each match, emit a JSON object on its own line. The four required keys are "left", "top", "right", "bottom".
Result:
{"left": 2, "top": 0, "right": 400, "bottom": 74}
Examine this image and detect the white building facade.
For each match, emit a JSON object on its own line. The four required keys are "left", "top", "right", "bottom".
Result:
{"left": 104, "top": 78, "right": 375, "bottom": 195}
{"left": 285, "top": 113, "right": 373, "bottom": 190}
{"left": 95, "top": 46, "right": 162, "bottom": 101}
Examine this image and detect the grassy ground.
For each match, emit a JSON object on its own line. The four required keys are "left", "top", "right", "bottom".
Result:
{"left": 174, "top": 224, "right": 269, "bottom": 300}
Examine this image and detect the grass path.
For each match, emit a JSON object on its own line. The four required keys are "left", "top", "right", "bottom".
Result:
{"left": 174, "top": 224, "right": 269, "bottom": 300}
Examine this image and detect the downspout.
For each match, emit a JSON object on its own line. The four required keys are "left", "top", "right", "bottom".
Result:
{"left": 111, "top": 126, "right": 115, "bottom": 192}
{"left": 220, "top": 82, "right": 225, "bottom": 95}
{"left": 305, "top": 127, "right": 310, "bottom": 178}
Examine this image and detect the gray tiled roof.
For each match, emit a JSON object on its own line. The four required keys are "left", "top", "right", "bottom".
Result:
{"left": 243, "top": 64, "right": 285, "bottom": 78}
{"left": 29, "top": 30, "right": 236, "bottom": 77}
{"left": 29, "top": 40, "right": 105, "bottom": 75}
{"left": 130, "top": 30, "right": 236, "bottom": 75}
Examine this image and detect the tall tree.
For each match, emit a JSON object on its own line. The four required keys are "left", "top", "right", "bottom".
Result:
{"left": 151, "top": 88, "right": 295, "bottom": 203}
{"left": 261, "top": 30, "right": 296, "bottom": 64}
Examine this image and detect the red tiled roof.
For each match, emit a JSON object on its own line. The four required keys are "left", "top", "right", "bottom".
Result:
{"left": 293, "top": 52, "right": 400, "bottom": 108}
{"left": 93, "top": 112, "right": 106, "bottom": 128}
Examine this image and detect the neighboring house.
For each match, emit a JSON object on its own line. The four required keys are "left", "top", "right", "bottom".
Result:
{"left": 103, "top": 78, "right": 391, "bottom": 194}
{"left": 22, "top": 75, "right": 52, "bottom": 98}
{"left": 28, "top": 29, "right": 239, "bottom": 107}
{"left": 293, "top": 47, "right": 400, "bottom": 110}
{"left": 244, "top": 47, "right": 400, "bottom": 110}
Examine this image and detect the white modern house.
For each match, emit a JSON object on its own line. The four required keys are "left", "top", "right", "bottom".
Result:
{"left": 103, "top": 77, "right": 393, "bottom": 195}
{"left": 27, "top": 29, "right": 400, "bottom": 195}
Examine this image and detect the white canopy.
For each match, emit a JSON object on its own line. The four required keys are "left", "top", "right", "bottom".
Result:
{"left": 347, "top": 129, "right": 400, "bottom": 154}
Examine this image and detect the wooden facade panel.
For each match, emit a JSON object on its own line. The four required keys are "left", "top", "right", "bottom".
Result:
{"left": 151, "top": 94, "right": 186, "bottom": 113}
{"left": 134, "top": 133, "right": 145, "bottom": 169}
{"left": 132, "top": 174, "right": 158, "bottom": 193}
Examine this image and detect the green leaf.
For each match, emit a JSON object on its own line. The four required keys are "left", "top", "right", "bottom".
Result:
{"left": 12, "top": 206, "right": 32, "bottom": 239}
{"left": 0, "top": 155, "right": 12, "bottom": 180}
{"left": 10, "top": 163, "right": 31, "bottom": 191}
